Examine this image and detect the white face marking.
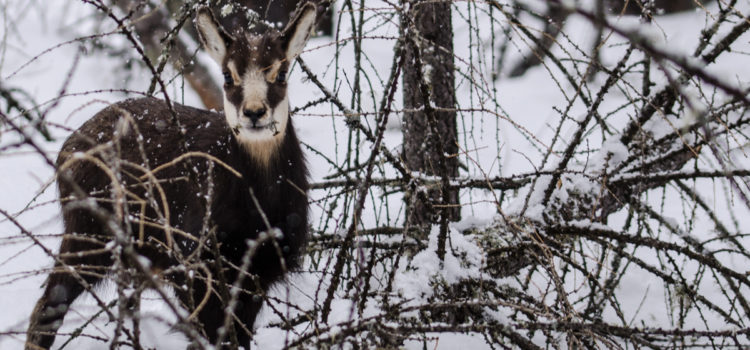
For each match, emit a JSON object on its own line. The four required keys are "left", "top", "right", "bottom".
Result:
{"left": 266, "top": 61, "right": 282, "bottom": 83}
{"left": 222, "top": 61, "right": 289, "bottom": 165}
{"left": 241, "top": 68, "right": 269, "bottom": 121}
{"left": 227, "top": 61, "right": 241, "bottom": 86}
{"left": 223, "top": 94, "right": 288, "bottom": 142}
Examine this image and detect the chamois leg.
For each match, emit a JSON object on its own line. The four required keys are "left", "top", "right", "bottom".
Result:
{"left": 235, "top": 294, "right": 263, "bottom": 349}
{"left": 26, "top": 214, "right": 111, "bottom": 349}
{"left": 175, "top": 277, "right": 262, "bottom": 349}
{"left": 173, "top": 276, "right": 224, "bottom": 347}
{"left": 26, "top": 272, "right": 89, "bottom": 349}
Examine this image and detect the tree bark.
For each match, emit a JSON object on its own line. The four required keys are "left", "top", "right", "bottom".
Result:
{"left": 402, "top": 0, "right": 460, "bottom": 229}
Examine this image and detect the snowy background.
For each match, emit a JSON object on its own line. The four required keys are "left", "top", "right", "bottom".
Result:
{"left": 2, "top": 0, "right": 750, "bottom": 348}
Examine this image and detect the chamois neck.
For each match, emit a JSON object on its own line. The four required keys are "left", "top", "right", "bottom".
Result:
{"left": 237, "top": 133, "right": 285, "bottom": 167}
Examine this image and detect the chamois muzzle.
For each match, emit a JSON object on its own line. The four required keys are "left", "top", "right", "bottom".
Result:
{"left": 244, "top": 108, "right": 267, "bottom": 125}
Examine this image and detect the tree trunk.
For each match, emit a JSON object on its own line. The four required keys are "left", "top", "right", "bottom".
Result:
{"left": 402, "top": 0, "right": 459, "bottom": 229}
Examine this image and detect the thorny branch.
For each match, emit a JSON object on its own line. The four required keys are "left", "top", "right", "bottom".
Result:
{"left": 2, "top": 0, "right": 750, "bottom": 349}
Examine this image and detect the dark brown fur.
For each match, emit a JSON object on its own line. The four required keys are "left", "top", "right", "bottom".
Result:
{"left": 26, "top": 98, "right": 308, "bottom": 348}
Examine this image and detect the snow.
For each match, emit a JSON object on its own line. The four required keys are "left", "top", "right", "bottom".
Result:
{"left": 1, "top": 0, "right": 749, "bottom": 349}
{"left": 394, "top": 225, "right": 483, "bottom": 303}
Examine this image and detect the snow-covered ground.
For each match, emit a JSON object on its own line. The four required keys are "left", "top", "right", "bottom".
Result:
{"left": 2, "top": 0, "right": 749, "bottom": 348}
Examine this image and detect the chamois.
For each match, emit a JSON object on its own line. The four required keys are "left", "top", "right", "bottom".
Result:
{"left": 26, "top": 3, "right": 315, "bottom": 349}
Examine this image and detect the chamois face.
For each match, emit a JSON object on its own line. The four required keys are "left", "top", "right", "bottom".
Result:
{"left": 195, "top": 4, "right": 316, "bottom": 161}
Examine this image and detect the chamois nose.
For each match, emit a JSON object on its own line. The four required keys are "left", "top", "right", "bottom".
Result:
{"left": 243, "top": 108, "right": 266, "bottom": 124}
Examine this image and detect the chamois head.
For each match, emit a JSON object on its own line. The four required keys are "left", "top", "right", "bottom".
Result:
{"left": 195, "top": 3, "right": 316, "bottom": 160}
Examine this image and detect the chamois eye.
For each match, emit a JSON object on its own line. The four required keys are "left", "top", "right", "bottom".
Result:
{"left": 223, "top": 71, "right": 234, "bottom": 85}
{"left": 276, "top": 70, "right": 287, "bottom": 83}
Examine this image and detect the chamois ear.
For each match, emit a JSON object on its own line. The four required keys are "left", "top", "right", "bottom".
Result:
{"left": 195, "top": 7, "right": 234, "bottom": 64}
{"left": 281, "top": 2, "right": 317, "bottom": 63}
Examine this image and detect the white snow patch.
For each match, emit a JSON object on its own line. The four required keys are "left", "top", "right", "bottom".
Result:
{"left": 394, "top": 225, "right": 483, "bottom": 304}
